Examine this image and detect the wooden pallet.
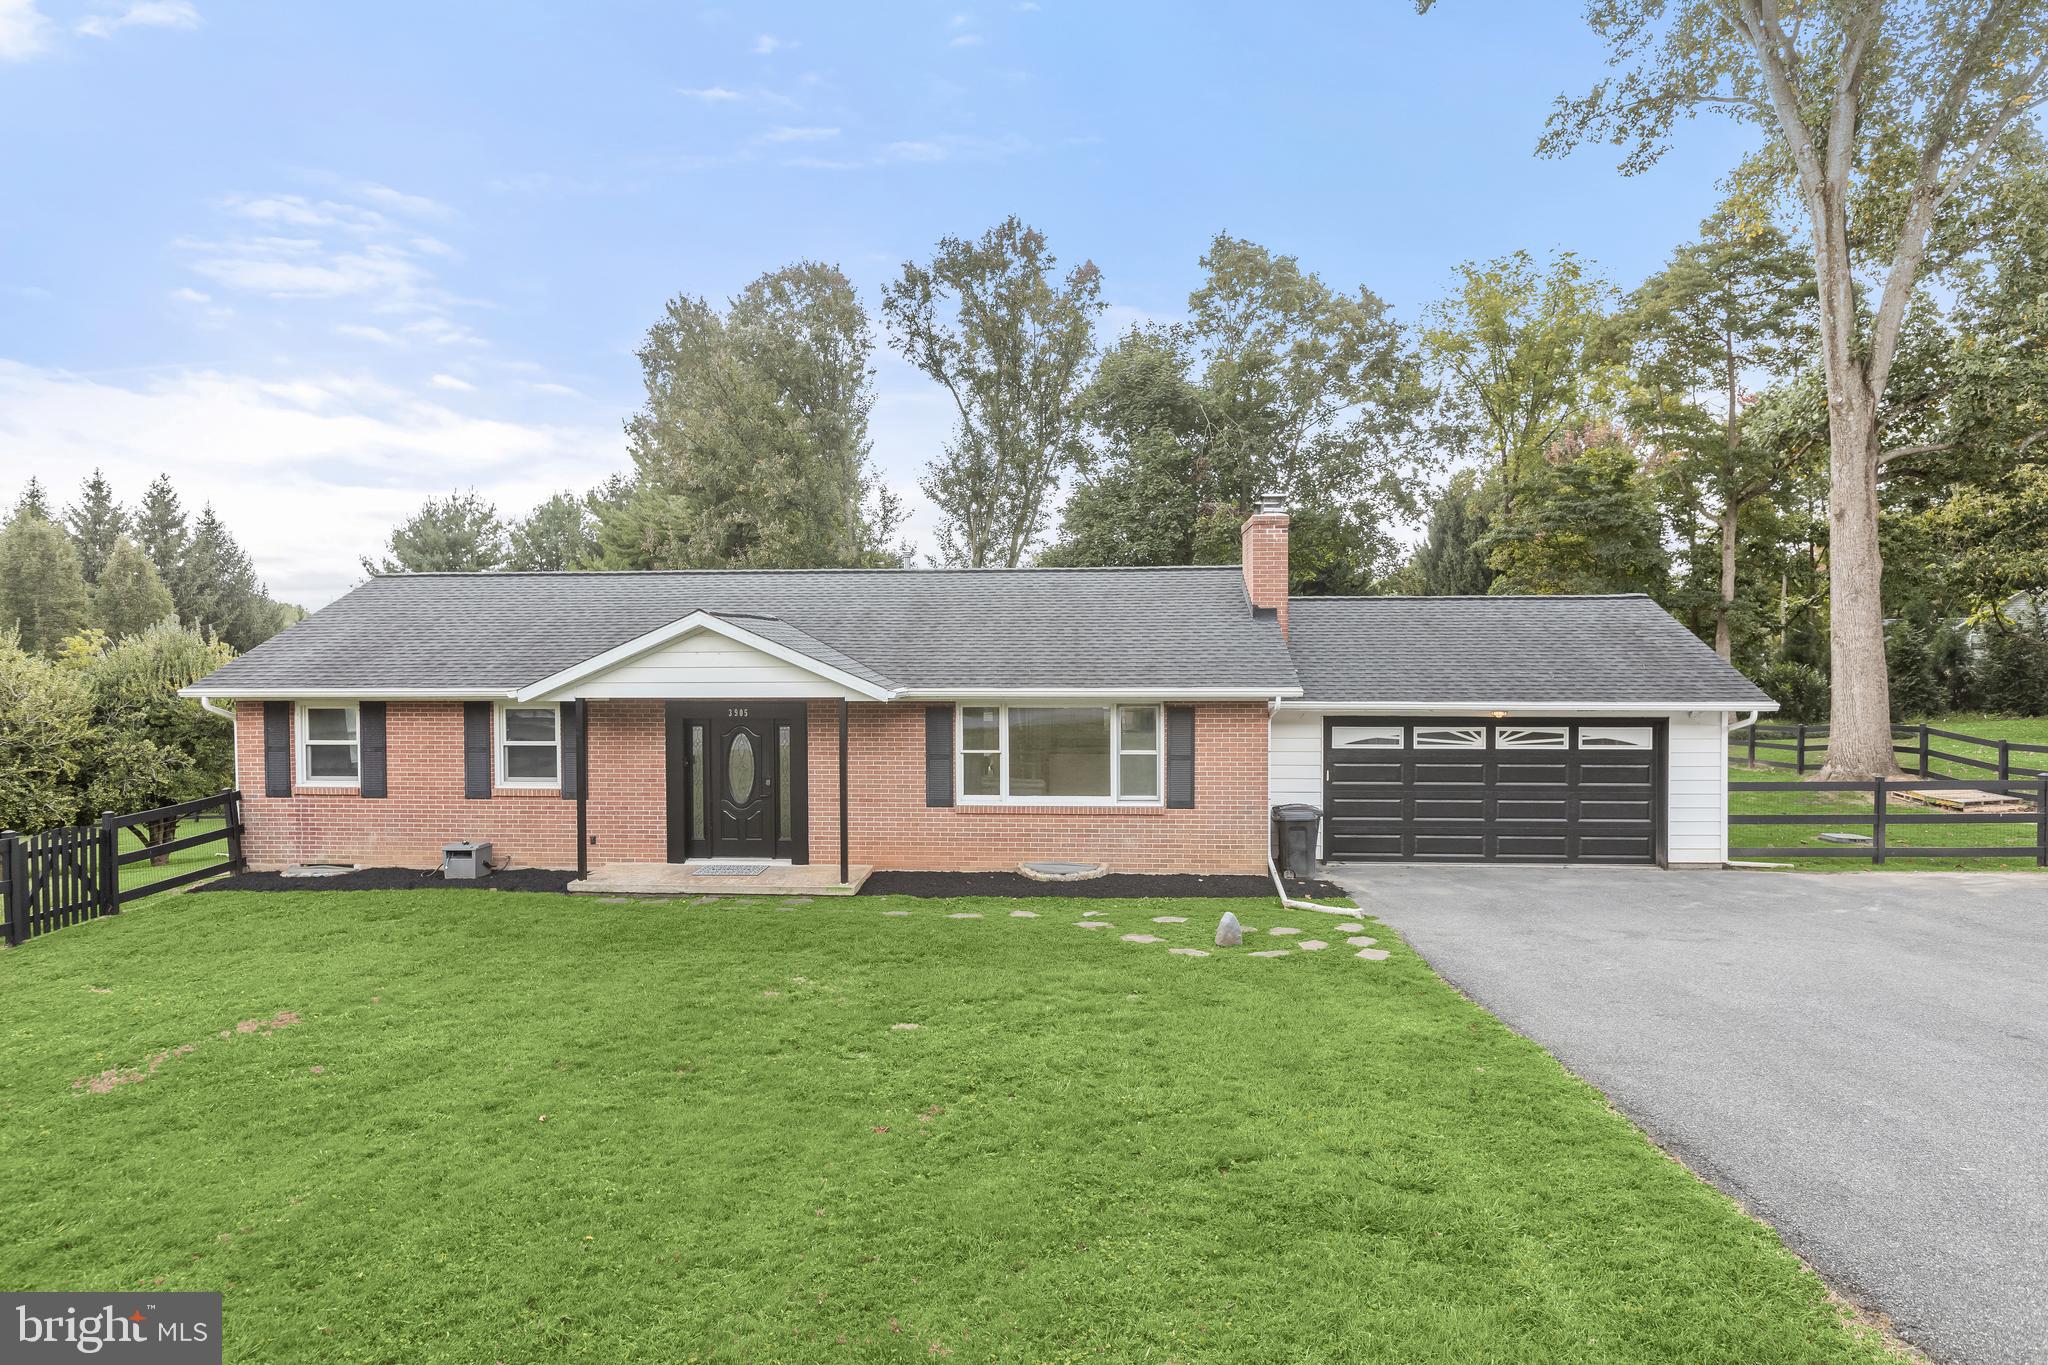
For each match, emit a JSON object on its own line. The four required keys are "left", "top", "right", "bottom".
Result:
{"left": 1898, "top": 788, "right": 2035, "bottom": 813}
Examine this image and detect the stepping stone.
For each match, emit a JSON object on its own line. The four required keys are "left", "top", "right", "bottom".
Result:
{"left": 1248, "top": 949, "right": 1292, "bottom": 958}
{"left": 1266, "top": 927, "right": 1301, "bottom": 937}
{"left": 1346, "top": 935, "right": 1377, "bottom": 948}
{"left": 1298, "top": 940, "right": 1328, "bottom": 951}
{"left": 890, "top": 1023, "right": 920, "bottom": 1031}
{"left": 691, "top": 896, "right": 721, "bottom": 905}
{"left": 947, "top": 912, "right": 983, "bottom": 919}
{"left": 595, "top": 896, "right": 629, "bottom": 903}
{"left": 1120, "top": 933, "right": 1162, "bottom": 944}
{"left": 1151, "top": 915, "right": 1188, "bottom": 923}
{"left": 1354, "top": 948, "right": 1389, "bottom": 961}
{"left": 882, "top": 909, "right": 910, "bottom": 916}
{"left": 1074, "top": 921, "right": 1111, "bottom": 929}
{"left": 783, "top": 897, "right": 814, "bottom": 905}
{"left": 1335, "top": 922, "right": 1365, "bottom": 933}
{"left": 1167, "top": 947, "right": 1209, "bottom": 957}
{"left": 1082, "top": 910, "right": 1109, "bottom": 918}
{"left": 1009, "top": 910, "right": 1039, "bottom": 918}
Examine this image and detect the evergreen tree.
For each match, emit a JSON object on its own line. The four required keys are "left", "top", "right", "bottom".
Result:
{"left": 11, "top": 478, "right": 52, "bottom": 521}
{"left": 1884, "top": 623, "right": 1944, "bottom": 722}
{"left": 0, "top": 629, "right": 92, "bottom": 831}
{"left": 178, "top": 505, "right": 268, "bottom": 650}
{"left": 1413, "top": 471, "right": 1496, "bottom": 596}
{"left": 505, "top": 491, "right": 599, "bottom": 571}
{"left": 132, "top": 474, "right": 189, "bottom": 586}
{"left": 1982, "top": 625, "right": 2048, "bottom": 716}
{"left": 362, "top": 490, "right": 507, "bottom": 574}
{"left": 0, "top": 510, "right": 92, "bottom": 654}
{"left": 92, "top": 537, "right": 176, "bottom": 639}
{"left": 1483, "top": 436, "right": 1666, "bottom": 596}
{"left": 63, "top": 469, "right": 129, "bottom": 584}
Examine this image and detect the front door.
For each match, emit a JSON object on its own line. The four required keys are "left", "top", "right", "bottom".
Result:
{"left": 665, "top": 702, "right": 808, "bottom": 863}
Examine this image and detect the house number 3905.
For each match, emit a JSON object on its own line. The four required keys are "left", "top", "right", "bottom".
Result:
{"left": 727, "top": 707, "right": 749, "bottom": 718}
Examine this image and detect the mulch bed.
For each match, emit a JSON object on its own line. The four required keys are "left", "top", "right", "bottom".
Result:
{"left": 858, "top": 871, "right": 1347, "bottom": 900}
{"left": 192, "top": 868, "right": 577, "bottom": 895}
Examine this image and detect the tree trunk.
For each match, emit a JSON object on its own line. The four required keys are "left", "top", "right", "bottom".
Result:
{"left": 145, "top": 816, "right": 179, "bottom": 867}
{"left": 1818, "top": 406, "right": 1901, "bottom": 778}
{"left": 1715, "top": 504, "right": 1738, "bottom": 661}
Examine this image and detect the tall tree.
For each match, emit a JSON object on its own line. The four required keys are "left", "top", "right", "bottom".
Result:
{"left": 92, "top": 536, "right": 176, "bottom": 639}
{"left": 1420, "top": 250, "right": 1616, "bottom": 505}
{"left": 1517, "top": 0, "right": 2048, "bottom": 775}
{"left": 883, "top": 217, "right": 1104, "bottom": 566}
{"left": 362, "top": 490, "right": 507, "bottom": 574}
{"left": 1413, "top": 469, "right": 1497, "bottom": 596}
{"left": 1624, "top": 207, "right": 1815, "bottom": 657}
{"left": 1045, "top": 236, "right": 1431, "bottom": 591}
{"left": 132, "top": 474, "right": 189, "bottom": 586}
{"left": 11, "top": 478, "right": 52, "bottom": 521}
{"left": 1483, "top": 433, "right": 1668, "bottom": 596}
{"left": 606, "top": 263, "right": 903, "bottom": 570}
{"left": 63, "top": 469, "right": 128, "bottom": 584}
{"left": 505, "top": 492, "right": 600, "bottom": 571}
{"left": 0, "top": 510, "right": 92, "bottom": 654}
{"left": 79, "top": 619, "right": 235, "bottom": 859}
{"left": 0, "top": 630, "right": 92, "bottom": 832}
{"left": 179, "top": 506, "right": 271, "bottom": 650}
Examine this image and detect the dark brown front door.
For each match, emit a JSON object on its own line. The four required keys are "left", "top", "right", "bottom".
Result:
{"left": 665, "top": 702, "right": 808, "bottom": 863}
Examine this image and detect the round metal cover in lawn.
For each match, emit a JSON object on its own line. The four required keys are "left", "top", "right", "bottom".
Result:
{"left": 1018, "top": 860, "right": 1107, "bottom": 882}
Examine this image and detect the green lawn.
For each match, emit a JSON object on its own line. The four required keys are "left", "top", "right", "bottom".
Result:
{"left": 118, "top": 816, "right": 233, "bottom": 894}
{"left": 0, "top": 890, "right": 1892, "bottom": 1362}
{"left": 1730, "top": 715, "right": 2047, "bottom": 871}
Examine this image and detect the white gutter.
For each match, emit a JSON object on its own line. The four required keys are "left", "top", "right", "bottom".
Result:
{"left": 196, "top": 695, "right": 233, "bottom": 719}
{"left": 899, "top": 686, "right": 1304, "bottom": 701}
{"left": 1263, "top": 704, "right": 1363, "bottom": 918}
{"left": 1272, "top": 700, "right": 1777, "bottom": 714}
{"left": 1727, "top": 710, "right": 1763, "bottom": 733}
{"left": 177, "top": 687, "right": 518, "bottom": 700}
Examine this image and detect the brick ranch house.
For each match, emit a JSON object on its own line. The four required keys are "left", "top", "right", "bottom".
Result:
{"left": 182, "top": 501, "right": 1772, "bottom": 884}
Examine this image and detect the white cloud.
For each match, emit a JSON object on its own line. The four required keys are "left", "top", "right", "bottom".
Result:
{"left": 77, "top": 0, "right": 199, "bottom": 37}
{"left": 428, "top": 373, "right": 474, "bottom": 392}
{"left": 760, "top": 125, "right": 839, "bottom": 143}
{"left": 679, "top": 85, "right": 742, "bottom": 101}
{"left": 353, "top": 181, "right": 453, "bottom": 221}
{"left": 333, "top": 323, "right": 399, "bottom": 345}
{"left": 0, "top": 360, "right": 617, "bottom": 607}
{"left": 0, "top": 0, "right": 51, "bottom": 60}
{"left": 882, "top": 139, "right": 950, "bottom": 163}
{"left": 948, "top": 33, "right": 984, "bottom": 47}
{"left": 186, "top": 239, "right": 430, "bottom": 301}
{"left": 168, "top": 286, "right": 211, "bottom": 304}
{"left": 750, "top": 33, "right": 789, "bottom": 55}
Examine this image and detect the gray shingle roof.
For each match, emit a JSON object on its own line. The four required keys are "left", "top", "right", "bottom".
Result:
{"left": 1285, "top": 595, "right": 1773, "bottom": 708}
{"left": 192, "top": 567, "right": 1301, "bottom": 695}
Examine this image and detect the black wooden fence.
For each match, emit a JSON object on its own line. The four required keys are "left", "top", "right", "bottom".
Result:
{"left": 1732, "top": 721, "right": 2048, "bottom": 780}
{"left": 1, "top": 791, "right": 243, "bottom": 946}
{"left": 1729, "top": 775, "right": 2048, "bottom": 865}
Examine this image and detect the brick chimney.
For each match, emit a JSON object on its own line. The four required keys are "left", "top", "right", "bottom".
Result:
{"left": 1240, "top": 494, "right": 1290, "bottom": 639}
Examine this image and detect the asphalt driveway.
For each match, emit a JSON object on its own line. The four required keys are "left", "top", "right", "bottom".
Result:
{"left": 1326, "top": 865, "right": 2048, "bottom": 1365}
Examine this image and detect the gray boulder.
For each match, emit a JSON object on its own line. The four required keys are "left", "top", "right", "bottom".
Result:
{"left": 1215, "top": 911, "right": 1243, "bottom": 947}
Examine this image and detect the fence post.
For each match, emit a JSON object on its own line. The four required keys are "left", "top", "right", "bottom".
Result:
{"left": 1747, "top": 725, "right": 1757, "bottom": 766}
{"left": 225, "top": 790, "right": 246, "bottom": 873}
{"left": 2, "top": 832, "right": 22, "bottom": 946}
{"left": 2037, "top": 774, "right": 2047, "bottom": 869}
{"left": 97, "top": 813, "right": 119, "bottom": 917}
{"left": 1872, "top": 776, "right": 1887, "bottom": 866}
{"left": 1999, "top": 740, "right": 2011, "bottom": 782}
{"left": 1795, "top": 723, "right": 1807, "bottom": 775}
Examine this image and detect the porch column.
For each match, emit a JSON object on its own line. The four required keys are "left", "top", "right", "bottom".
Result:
{"left": 575, "top": 699, "right": 590, "bottom": 879}
{"left": 838, "top": 698, "right": 849, "bottom": 884}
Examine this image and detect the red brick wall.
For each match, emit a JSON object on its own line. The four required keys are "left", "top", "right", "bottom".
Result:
{"left": 805, "top": 700, "right": 1271, "bottom": 875}
{"left": 238, "top": 697, "right": 1271, "bottom": 875}
{"left": 1240, "top": 510, "right": 1290, "bottom": 639}
{"left": 234, "top": 699, "right": 665, "bottom": 870}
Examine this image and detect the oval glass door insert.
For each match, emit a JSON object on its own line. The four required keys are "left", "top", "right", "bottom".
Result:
{"left": 727, "top": 731, "right": 757, "bottom": 804}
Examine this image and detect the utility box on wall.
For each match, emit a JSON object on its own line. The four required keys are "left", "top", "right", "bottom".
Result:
{"left": 443, "top": 841, "right": 492, "bottom": 880}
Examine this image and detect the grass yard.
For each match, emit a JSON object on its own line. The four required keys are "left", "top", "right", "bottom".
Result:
{"left": 1729, "top": 714, "right": 2048, "bottom": 871}
{"left": 0, "top": 889, "right": 1892, "bottom": 1363}
{"left": 117, "top": 816, "right": 234, "bottom": 894}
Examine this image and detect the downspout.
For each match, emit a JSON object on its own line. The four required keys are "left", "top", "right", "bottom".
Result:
{"left": 1265, "top": 700, "right": 1357, "bottom": 917}
{"left": 197, "top": 695, "right": 232, "bottom": 720}
{"left": 1727, "top": 710, "right": 1761, "bottom": 734}
{"left": 1720, "top": 710, "right": 1789, "bottom": 869}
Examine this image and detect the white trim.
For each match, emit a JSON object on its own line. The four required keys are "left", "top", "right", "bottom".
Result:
{"left": 907, "top": 686, "right": 1299, "bottom": 701}
{"left": 495, "top": 701, "right": 562, "bottom": 789}
{"left": 1271, "top": 700, "right": 1776, "bottom": 714}
{"left": 956, "top": 702, "right": 1165, "bottom": 807}
{"left": 180, "top": 686, "right": 516, "bottom": 700}
{"left": 516, "top": 611, "right": 893, "bottom": 703}
{"left": 295, "top": 700, "right": 361, "bottom": 788}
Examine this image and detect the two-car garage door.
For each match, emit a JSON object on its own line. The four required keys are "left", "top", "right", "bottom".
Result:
{"left": 1321, "top": 717, "right": 1665, "bottom": 864}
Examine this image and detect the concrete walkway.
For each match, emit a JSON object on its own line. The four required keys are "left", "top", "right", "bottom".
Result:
{"left": 1326, "top": 864, "right": 2048, "bottom": 1365}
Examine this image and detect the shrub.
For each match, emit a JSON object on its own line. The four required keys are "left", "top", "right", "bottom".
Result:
{"left": 1886, "top": 623, "right": 1945, "bottom": 721}
{"left": 1981, "top": 627, "right": 2048, "bottom": 716}
{"left": 0, "top": 630, "right": 92, "bottom": 832}
{"left": 1757, "top": 660, "right": 1829, "bottom": 724}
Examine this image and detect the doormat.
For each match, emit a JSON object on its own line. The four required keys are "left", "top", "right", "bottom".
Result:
{"left": 693, "top": 864, "right": 767, "bottom": 876}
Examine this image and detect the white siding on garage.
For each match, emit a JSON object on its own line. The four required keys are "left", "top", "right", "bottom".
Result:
{"left": 1268, "top": 708, "right": 1735, "bottom": 866}
{"left": 564, "top": 630, "right": 869, "bottom": 700}
{"left": 1665, "top": 710, "right": 1729, "bottom": 865}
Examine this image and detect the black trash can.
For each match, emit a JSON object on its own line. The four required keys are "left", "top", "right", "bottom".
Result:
{"left": 1271, "top": 804, "right": 1322, "bottom": 879}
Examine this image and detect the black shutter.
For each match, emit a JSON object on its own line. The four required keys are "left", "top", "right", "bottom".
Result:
{"left": 359, "top": 702, "right": 388, "bottom": 798}
{"left": 1165, "top": 705, "right": 1196, "bottom": 808}
{"left": 263, "top": 702, "right": 292, "bottom": 798}
{"left": 925, "top": 705, "right": 954, "bottom": 807}
{"left": 559, "top": 701, "right": 581, "bottom": 800}
{"left": 463, "top": 702, "right": 492, "bottom": 799}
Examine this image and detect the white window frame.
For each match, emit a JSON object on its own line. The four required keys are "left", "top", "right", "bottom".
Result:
{"left": 1495, "top": 726, "right": 1569, "bottom": 750}
{"left": 495, "top": 701, "right": 562, "bottom": 789}
{"left": 296, "top": 701, "right": 360, "bottom": 788}
{"left": 1331, "top": 725, "right": 1404, "bottom": 749}
{"left": 1577, "top": 725, "right": 1654, "bottom": 750}
{"left": 956, "top": 703, "right": 1164, "bottom": 807}
{"left": 1413, "top": 725, "right": 1486, "bottom": 749}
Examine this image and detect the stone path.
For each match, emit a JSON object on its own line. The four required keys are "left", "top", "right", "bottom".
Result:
{"left": 859, "top": 903, "right": 1386, "bottom": 966}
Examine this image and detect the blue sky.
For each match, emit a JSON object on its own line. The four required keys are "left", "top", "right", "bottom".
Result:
{"left": 0, "top": 0, "right": 1758, "bottom": 607}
